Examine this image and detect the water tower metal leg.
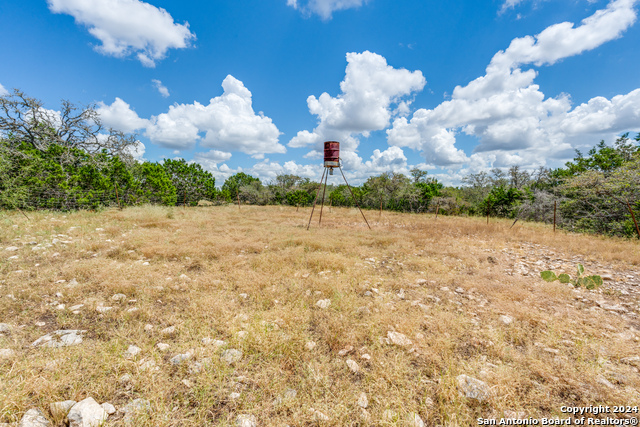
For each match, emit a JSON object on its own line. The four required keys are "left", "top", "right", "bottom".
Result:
{"left": 307, "top": 168, "right": 327, "bottom": 230}
{"left": 338, "top": 166, "right": 371, "bottom": 230}
{"left": 318, "top": 169, "right": 329, "bottom": 224}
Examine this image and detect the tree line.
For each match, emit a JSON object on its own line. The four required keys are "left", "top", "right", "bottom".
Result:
{"left": 1, "top": 89, "right": 639, "bottom": 238}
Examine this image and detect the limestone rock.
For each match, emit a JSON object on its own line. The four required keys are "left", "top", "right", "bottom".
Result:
{"left": 387, "top": 331, "right": 412, "bottom": 347}
{"left": 0, "top": 348, "right": 16, "bottom": 359}
{"left": 0, "top": 323, "right": 11, "bottom": 334}
{"left": 111, "top": 294, "right": 127, "bottom": 302}
{"left": 456, "top": 374, "right": 491, "bottom": 402}
{"left": 235, "top": 414, "right": 256, "bottom": 427}
{"left": 137, "top": 358, "right": 158, "bottom": 372}
{"left": 315, "top": 299, "right": 331, "bottom": 309}
{"left": 19, "top": 408, "right": 51, "bottom": 427}
{"left": 407, "top": 412, "right": 425, "bottom": 427}
{"left": 124, "top": 345, "right": 141, "bottom": 359}
{"left": 309, "top": 408, "right": 330, "bottom": 421}
{"left": 338, "top": 346, "right": 354, "bottom": 356}
{"left": 221, "top": 349, "right": 243, "bottom": 365}
{"left": 357, "top": 392, "right": 368, "bottom": 408}
{"left": 31, "top": 330, "right": 86, "bottom": 348}
{"left": 346, "top": 359, "right": 360, "bottom": 373}
{"left": 119, "top": 373, "right": 132, "bottom": 385}
{"left": 49, "top": 400, "right": 76, "bottom": 419}
{"left": 500, "top": 315, "right": 514, "bottom": 325}
{"left": 100, "top": 403, "right": 116, "bottom": 415}
{"left": 67, "top": 397, "right": 108, "bottom": 427}
{"left": 156, "top": 343, "right": 170, "bottom": 352}
{"left": 160, "top": 326, "right": 176, "bottom": 336}
{"left": 170, "top": 351, "right": 193, "bottom": 365}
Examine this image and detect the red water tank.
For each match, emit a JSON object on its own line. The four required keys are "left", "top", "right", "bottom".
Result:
{"left": 324, "top": 141, "right": 340, "bottom": 168}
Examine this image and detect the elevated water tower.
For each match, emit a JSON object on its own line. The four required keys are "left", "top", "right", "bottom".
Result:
{"left": 307, "top": 141, "right": 371, "bottom": 230}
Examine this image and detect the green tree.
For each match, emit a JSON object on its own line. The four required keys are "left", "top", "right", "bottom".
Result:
{"left": 481, "top": 186, "right": 526, "bottom": 218}
{"left": 221, "top": 172, "right": 260, "bottom": 202}
{"left": 286, "top": 189, "right": 313, "bottom": 210}
{"left": 134, "top": 162, "right": 177, "bottom": 206}
{"left": 162, "top": 158, "right": 216, "bottom": 206}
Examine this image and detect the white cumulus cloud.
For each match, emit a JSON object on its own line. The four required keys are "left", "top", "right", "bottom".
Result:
{"left": 287, "top": 0, "right": 368, "bottom": 20}
{"left": 97, "top": 97, "right": 149, "bottom": 133}
{"left": 99, "top": 76, "right": 284, "bottom": 156}
{"left": 47, "top": 0, "right": 195, "bottom": 67}
{"left": 289, "top": 50, "right": 425, "bottom": 168}
{"left": 146, "top": 75, "right": 284, "bottom": 154}
{"left": 0, "top": 83, "right": 8, "bottom": 96}
{"left": 387, "top": 0, "right": 640, "bottom": 168}
{"left": 152, "top": 79, "right": 170, "bottom": 97}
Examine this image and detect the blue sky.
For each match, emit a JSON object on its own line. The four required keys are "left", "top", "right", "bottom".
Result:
{"left": 1, "top": 0, "right": 639, "bottom": 186}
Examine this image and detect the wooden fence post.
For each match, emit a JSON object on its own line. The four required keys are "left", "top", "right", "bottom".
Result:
{"left": 553, "top": 200, "right": 557, "bottom": 233}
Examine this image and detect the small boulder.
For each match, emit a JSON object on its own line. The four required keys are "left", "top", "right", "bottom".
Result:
{"left": 156, "top": 343, "right": 170, "bottom": 352}
{"left": 67, "top": 397, "right": 108, "bottom": 427}
{"left": 346, "top": 359, "right": 360, "bottom": 373}
{"left": 499, "top": 315, "right": 514, "bottom": 325}
{"left": 100, "top": 403, "right": 116, "bottom": 415}
{"left": 456, "top": 374, "right": 492, "bottom": 402}
{"left": 50, "top": 400, "right": 76, "bottom": 419}
{"left": 315, "top": 299, "right": 331, "bottom": 309}
{"left": 387, "top": 331, "right": 412, "bottom": 347}
{"left": 19, "top": 408, "right": 51, "bottom": 427}
{"left": 160, "top": 326, "right": 176, "bottom": 336}
{"left": 235, "top": 414, "right": 256, "bottom": 427}
{"left": 111, "top": 294, "right": 127, "bottom": 302}
{"left": 31, "top": 330, "right": 85, "bottom": 348}
{"left": 170, "top": 352, "right": 193, "bottom": 365}
{"left": 124, "top": 345, "right": 142, "bottom": 359}
{"left": 408, "top": 412, "right": 425, "bottom": 427}
{"left": 221, "top": 349, "right": 243, "bottom": 365}
{"left": 357, "top": 392, "right": 368, "bottom": 408}
{"left": 0, "top": 348, "right": 16, "bottom": 359}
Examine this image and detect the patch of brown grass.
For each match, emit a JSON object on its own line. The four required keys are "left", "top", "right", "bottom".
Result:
{"left": 0, "top": 205, "right": 639, "bottom": 426}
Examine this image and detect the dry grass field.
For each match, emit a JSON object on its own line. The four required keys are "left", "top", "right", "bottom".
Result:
{"left": 1, "top": 205, "right": 639, "bottom": 426}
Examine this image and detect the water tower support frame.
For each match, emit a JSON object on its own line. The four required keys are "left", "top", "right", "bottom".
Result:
{"left": 306, "top": 162, "right": 371, "bottom": 230}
